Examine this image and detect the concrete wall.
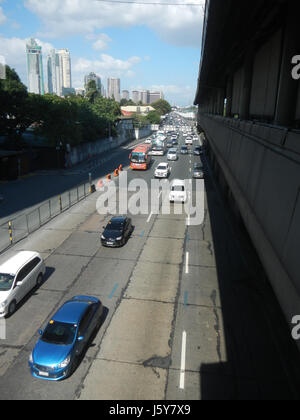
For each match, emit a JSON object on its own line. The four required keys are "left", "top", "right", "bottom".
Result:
{"left": 198, "top": 113, "right": 300, "bottom": 346}
{"left": 69, "top": 123, "right": 152, "bottom": 166}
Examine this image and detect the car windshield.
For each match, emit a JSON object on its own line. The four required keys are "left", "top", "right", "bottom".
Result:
{"left": 0, "top": 273, "right": 15, "bottom": 291}
{"left": 41, "top": 321, "right": 77, "bottom": 346}
{"left": 181, "top": 147, "right": 187, "bottom": 151}
{"left": 157, "top": 165, "right": 167, "bottom": 170}
{"left": 131, "top": 153, "right": 145, "bottom": 163}
{"left": 172, "top": 185, "right": 185, "bottom": 192}
{"left": 106, "top": 221, "right": 124, "bottom": 231}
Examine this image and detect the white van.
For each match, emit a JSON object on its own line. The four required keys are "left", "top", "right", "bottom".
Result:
{"left": 0, "top": 251, "right": 45, "bottom": 317}
{"left": 169, "top": 180, "right": 187, "bottom": 203}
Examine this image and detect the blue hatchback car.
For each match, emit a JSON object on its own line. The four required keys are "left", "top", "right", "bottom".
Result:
{"left": 29, "top": 296, "right": 103, "bottom": 381}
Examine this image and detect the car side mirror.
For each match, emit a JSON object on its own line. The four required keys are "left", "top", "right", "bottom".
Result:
{"left": 16, "top": 281, "right": 22, "bottom": 287}
{"left": 38, "top": 329, "right": 43, "bottom": 336}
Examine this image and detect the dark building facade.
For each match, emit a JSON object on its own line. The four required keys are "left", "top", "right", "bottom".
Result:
{"left": 195, "top": 0, "right": 300, "bottom": 348}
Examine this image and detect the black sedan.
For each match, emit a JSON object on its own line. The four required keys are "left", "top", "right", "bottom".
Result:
{"left": 101, "top": 217, "right": 133, "bottom": 247}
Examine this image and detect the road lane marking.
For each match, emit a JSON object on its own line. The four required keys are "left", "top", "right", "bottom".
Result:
{"left": 109, "top": 283, "right": 119, "bottom": 299}
{"left": 179, "top": 331, "right": 187, "bottom": 390}
{"left": 185, "top": 252, "right": 189, "bottom": 274}
{"left": 147, "top": 212, "right": 153, "bottom": 223}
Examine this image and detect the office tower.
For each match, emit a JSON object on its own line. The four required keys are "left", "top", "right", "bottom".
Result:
{"left": 101, "top": 84, "right": 106, "bottom": 98}
{"left": 132, "top": 90, "right": 139, "bottom": 104}
{"left": 141, "top": 90, "right": 150, "bottom": 104}
{"left": 46, "top": 48, "right": 73, "bottom": 96}
{"left": 107, "top": 78, "right": 120, "bottom": 102}
{"left": 122, "top": 90, "right": 129, "bottom": 101}
{"left": 47, "top": 49, "right": 61, "bottom": 95}
{"left": 149, "top": 91, "right": 164, "bottom": 104}
{"left": 26, "top": 38, "right": 44, "bottom": 95}
{"left": 57, "top": 49, "right": 72, "bottom": 96}
{"left": 84, "top": 72, "right": 101, "bottom": 93}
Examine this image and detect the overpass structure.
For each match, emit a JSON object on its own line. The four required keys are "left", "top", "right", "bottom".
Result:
{"left": 195, "top": 0, "right": 300, "bottom": 347}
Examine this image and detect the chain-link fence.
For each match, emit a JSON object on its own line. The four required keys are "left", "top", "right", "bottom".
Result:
{"left": 0, "top": 180, "right": 92, "bottom": 254}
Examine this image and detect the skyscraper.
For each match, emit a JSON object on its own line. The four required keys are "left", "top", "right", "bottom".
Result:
{"left": 149, "top": 91, "right": 164, "bottom": 104}
{"left": 107, "top": 78, "right": 120, "bottom": 102}
{"left": 132, "top": 90, "right": 139, "bottom": 104}
{"left": 84, "top": 72, "right": 101, "bottom": 93}
{"left": 122, "top": 90, "right": 129, "bottom": 101}
{"left": 47, "top": 49, "right": 61, "bottom": 95}
{"left": 57, "top": 49, "right": 72, "bottom": 96}
{"left": 26, "top": 38, "right": 44, "bottom": 95}
{"left": 47, "top": 48, "right": 73, "bottom": 96}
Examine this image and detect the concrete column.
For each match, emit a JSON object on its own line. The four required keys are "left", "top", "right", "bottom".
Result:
{"left": 225, "top": 76, "right": 233, "bottom": 117}
{"left": 240, "top": 45, "right": 254, "bottom": 120}
{"left": 274, "top": 1, "right": 300, "bottom": 126}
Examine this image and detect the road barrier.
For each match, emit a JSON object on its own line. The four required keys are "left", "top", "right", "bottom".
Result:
{"left": 0, "top": 179, "right": 91, "bottom": 255}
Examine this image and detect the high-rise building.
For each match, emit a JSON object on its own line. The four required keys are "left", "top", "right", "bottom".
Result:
{"left": 47, "top": 48, "right": 73, "bottom": 96}
{"left": 132, "top": 90, "right": 140, "bottom": 104}
{"left": 47, "top": 49, "right": 61, "bottom": 95}
{"left": 107, "top": 78, "right": 120, "bottom": 102}
{"left": 84, "top": 72, "right": 101, "bottom": 93}
{"left": 141, "top": 90, "right": 150, "bottom": 105}
{"left": 26, "top": 38, "right": 44, "bottom": 95}
{"left": 122, "top": 90, "right": 129, "bottom": 101}
{"left": 149, "top": 91, "right": 164, "bottom": 104}
{"left": 57, "top": 49, "right": 72, "bottom": 96}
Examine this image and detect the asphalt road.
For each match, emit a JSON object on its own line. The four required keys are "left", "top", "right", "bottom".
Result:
{"left": 0, "top": 130, "right": 300, "bottom": 400}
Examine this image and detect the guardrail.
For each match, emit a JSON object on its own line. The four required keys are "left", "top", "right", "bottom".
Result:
{"left": 0, "top": 179, "right": 93, "bottom": 254}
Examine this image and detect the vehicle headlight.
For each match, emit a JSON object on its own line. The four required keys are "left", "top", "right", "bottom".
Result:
{"left": 57, "top": 355, "right": 71, "bottom": 369}
{"left": 29, "top": 352, "right": 33, "bottom": 364}
{"left": 0, "top": 301, "right": 7, "bottom": 309}
{"left": 116, "top": 236, "right": 123, "bottom": 241}
{"left": 101, "top": 235, "right": 106, "bottom": 240}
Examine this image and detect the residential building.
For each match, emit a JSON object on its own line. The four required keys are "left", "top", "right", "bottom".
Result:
{"left": 57, "top": 49, "right": 72, "bottom": 96}
{"left": 107, "top": 77, "right": 120, "bottom": 102}
{"left": 26, "top": 38, "right": 44, "bottom": 95}
{"left": 122, "top": 90, "right": 130, "bottom": 101}
{"left": 149, "top": 91, "right": 164, "bottom": 104}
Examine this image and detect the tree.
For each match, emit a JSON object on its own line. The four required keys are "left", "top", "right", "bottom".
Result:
{"left": 0, "top": 65, "right": 31, "bottom": 148}
{"left": 85, "top": 80, "right": 101, "bottom": 104}
{"left": 146, "top": 110, "right": 161, "bottom": 124}
{"left": 151, "top": 99, "right": 172, "bottom": 116}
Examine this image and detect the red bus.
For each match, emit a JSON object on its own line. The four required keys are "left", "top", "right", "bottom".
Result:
{"left": 130, "top": 144, "right": 152, "bottom": 170}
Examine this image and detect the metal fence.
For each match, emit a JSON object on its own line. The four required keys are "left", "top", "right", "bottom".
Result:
{"left": 0, "top": 180, "right": 92, "bottom": 254}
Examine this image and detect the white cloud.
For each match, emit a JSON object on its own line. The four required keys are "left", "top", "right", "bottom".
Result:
{"left": 0, "top": 6, "right": 7, "bottom": 25}
{"left": 24, "top": 0, "right": 204, "bottom": 48}
{"left": 72, "top": 54, "right": 141, "bottom": 89}
{"left": 0, "top": 36, "right": 54, "bottom": 84}
{"left": 92, "top": 34, "right": 112, "bottom": 51}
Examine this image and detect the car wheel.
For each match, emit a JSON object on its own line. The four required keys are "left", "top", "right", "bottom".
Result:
{"left": 8, "top": 300, "right": 16, "bottom": 316}
{"left": 36, "top": 274, "right": 43, "bottom": 287}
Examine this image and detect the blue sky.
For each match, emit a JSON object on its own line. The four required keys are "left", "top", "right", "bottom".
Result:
{"left": 0, "top": 0, "right": 204, "bottom": 105}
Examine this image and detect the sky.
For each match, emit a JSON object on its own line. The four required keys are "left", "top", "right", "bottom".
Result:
{"left": 0, "top": 0, "right": 204, "bottom": 106}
